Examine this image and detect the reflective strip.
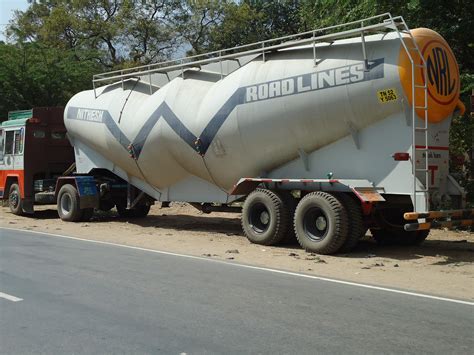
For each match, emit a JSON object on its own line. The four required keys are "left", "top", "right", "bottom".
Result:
{"left": 404, "top": 209, "right": 474, "bottom": 220}
{"left": 405, "top": 219, "right": 473, "bottom": 232}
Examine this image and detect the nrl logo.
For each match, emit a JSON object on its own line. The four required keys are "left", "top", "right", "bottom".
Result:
{"left": 426, "top": 46, "right": 456, "bottom": 97}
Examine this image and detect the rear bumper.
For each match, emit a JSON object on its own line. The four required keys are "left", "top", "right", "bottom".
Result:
{"left": 404, "top": 209, "right": 474, "bottom": 231}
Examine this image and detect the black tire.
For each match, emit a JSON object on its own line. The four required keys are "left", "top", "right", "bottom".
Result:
{"left": 57, "top": 184, "right": 83, "bottom": 222}
{"left": 99, "top": 200, "right": 115, "bottom": 212}
{"left": 81, "top": 208, "right": 94, "bottom": 221}
{"left": 276, "top": 190, "right": 298, "bottom": 244}
{"left": 116, "top": 204, "right": 151, "bottom": 218}
{"left": 241, "top": 188, "right": 290, "bottom": 245}
{"left": 8, "top": 183, "right": 24, "bottom": 215}
{"left": 294, "top": 192, "right": 349, "bottom": 254}
{"left": 337, "top": 193, "right": 366, "bottom": 252}
{"left": 371, "top": 229, "right": 429, "bottom": 246}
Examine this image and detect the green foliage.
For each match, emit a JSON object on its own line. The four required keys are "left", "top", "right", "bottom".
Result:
{"left": 7, "top": 0, "right": 180, "bottom": 68}
{"left": 0, "top": 42, "right": 99, "bottom": 119}
{"left": 450, "top": 73, "right": 474, "bottom": 204}
{"left": 298, "top": 1, "right": 474, "bottom": 72}
{"left": 172, "top": 0, "right": 301, "bottom": 55}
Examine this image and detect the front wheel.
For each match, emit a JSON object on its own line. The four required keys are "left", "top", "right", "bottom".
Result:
{"left": 8, "top": 183, "right": 24, "bottom": 215}
{"left": 294, "top": 192, "right": 349, "bottom": 254}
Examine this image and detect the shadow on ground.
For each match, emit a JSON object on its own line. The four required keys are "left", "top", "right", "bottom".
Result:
{"left": 10, "top": 207, "right": 474, "bottom": 266}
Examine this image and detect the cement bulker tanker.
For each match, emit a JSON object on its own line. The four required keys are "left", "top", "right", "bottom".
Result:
{"left": 59, "top": 15, "right": 471, "bottom": 254}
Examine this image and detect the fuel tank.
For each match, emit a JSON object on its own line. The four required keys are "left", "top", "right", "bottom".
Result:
{"left": 65, "top": 28, "right": 461, "bottom": 193}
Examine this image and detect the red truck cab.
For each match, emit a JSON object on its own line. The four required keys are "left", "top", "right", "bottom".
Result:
{"left": 0, "top": 107, "right": 74, "bottom": 214}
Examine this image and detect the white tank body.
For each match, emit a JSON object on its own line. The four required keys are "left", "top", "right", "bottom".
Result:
{"left": 65, "top": 28, "right": 462, "bottom": 204}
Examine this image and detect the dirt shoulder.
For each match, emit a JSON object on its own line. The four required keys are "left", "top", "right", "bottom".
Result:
{"left": 1, "top": 203, "right": 473, "bottom": 301}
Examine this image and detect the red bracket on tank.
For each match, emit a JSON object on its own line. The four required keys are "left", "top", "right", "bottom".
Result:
{"left": 392, "top": 152, "right": 410, "bottom": 161}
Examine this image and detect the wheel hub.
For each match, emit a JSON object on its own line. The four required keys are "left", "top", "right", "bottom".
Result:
{"left": 303, "top": 207, "right": 329, "bottom": 241}
{"left": 260, "top": 211, "right": 270, "bottom": 225}
{"left": 9, "top": 192, "right": 19, "bottom": 208}
{"left": 315, "top": 216, "right": 327, "bottom": 231}
{"left": 249, "top": 202, "right": 271, "bottom": 234}
{"left": 61, "top": 194, "right": 72, "bottom": 214}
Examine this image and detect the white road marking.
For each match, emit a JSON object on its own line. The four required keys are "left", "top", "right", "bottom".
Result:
{"left": 0, "top": 291, "right": 23, "bottom": 302}
{"left": 2, "top": 227, "right": 473, "bottom": 306}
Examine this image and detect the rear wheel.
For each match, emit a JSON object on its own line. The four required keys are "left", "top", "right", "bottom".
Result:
{"left": 99, "top": 200, "right": 115, "bottom": 212}
{"left": 371, "top": 205, "right": 429, "bottom": 245}
{"left": 81, "top": 208, "right": 94, "bottom": 221}
{"left": 57, "top": 184, "right": 83, "bottom": 222}
{"left": 241, "top": 188, "right": 290, "bottom": 246}
{"left": 337, "top": 193, "right": 366, "bottom": 252}
{"left": 294, "top": 192, "right": 349, "bottom": 254}
{"left": 116, "top": 203, "right": 150, "bottom": 218}
{"left": 8, "top": 183, "right": 24, "bottom": 215}
{"left": 277, "top": 190, "right": 298, "bottom": 244}
{"left": 371, "top": 229, "right": 429, "bottom": 246}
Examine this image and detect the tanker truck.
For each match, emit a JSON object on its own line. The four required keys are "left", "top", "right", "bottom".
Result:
{"left": 15, "top": 14, "right": 474, "bottom": 254}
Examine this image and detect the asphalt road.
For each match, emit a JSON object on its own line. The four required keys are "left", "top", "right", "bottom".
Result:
{"left": 1, "top": 229, "right": 473, "bottom": 354}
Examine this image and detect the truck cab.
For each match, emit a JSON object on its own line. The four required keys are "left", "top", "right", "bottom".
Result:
{"left": 0, "top": 108, "right": 74, "bottom": 214}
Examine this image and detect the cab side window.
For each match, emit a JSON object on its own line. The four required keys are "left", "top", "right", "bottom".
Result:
{"left": 0, "top": 129, "right": 4, "bottom": 162}
{"left": 5, "top": 130, "right": 14, "bottom": 154}
{"left": 4, "top": 129, "right": 24, "bottom": 155}
{"left": 14, "top": 129, "right": 24, "bottom": 154}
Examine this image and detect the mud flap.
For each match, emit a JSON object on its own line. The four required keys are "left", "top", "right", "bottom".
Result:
{"left": 75, "top": 176, "right": 99, "bottom": 209}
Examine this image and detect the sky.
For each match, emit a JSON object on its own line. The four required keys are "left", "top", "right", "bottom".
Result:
{"left": 0, "top": 0, "right": 29, "bottom": 42}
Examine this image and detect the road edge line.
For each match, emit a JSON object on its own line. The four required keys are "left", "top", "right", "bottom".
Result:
{"left": 0, "top": 291, "right": 23, "bottom": 302}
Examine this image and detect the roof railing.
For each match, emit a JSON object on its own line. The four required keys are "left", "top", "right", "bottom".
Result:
{"left": 92, "top": 12, "right": 404, "bottom": 96}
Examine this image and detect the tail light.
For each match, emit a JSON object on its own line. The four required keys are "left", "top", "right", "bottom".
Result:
{"left": 392, "top": 152, "right": 410, "bottom": 161}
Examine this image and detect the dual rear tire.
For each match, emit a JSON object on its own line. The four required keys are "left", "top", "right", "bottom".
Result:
{"left": 241, "top": 189, "right": 364, "bottom": 254}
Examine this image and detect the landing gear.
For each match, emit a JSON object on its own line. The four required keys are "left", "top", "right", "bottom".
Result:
{"left": 116, "top": 203, "right": 151, "bottom": 218}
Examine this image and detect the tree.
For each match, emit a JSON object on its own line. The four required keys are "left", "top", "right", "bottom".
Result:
{"left": 7, "top": 0, "right": 181, "bottom": 68}
{"left": 0, "top": 42, "right": 99, "bottom": 119}
{"left": 299, "top": 0, "right": 473, "bottom": 73}
{"left": 172, "top": 0, "right": 229, "bottom": 55}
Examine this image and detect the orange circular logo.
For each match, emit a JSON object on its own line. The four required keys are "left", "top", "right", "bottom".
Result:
{"left": 398, "top": 28, "right": 460, "bottom": 123}
{"left": 421, "top": 39, "right": 458, "bottom": 106}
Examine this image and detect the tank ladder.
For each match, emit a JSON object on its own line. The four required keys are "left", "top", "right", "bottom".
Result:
{"left": 390, "top": 16, "right": 430, "bottom": 212}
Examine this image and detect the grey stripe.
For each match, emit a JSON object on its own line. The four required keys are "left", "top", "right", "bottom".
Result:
{"left": 133, "top": 103, "right": 198, "bottom": 156}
